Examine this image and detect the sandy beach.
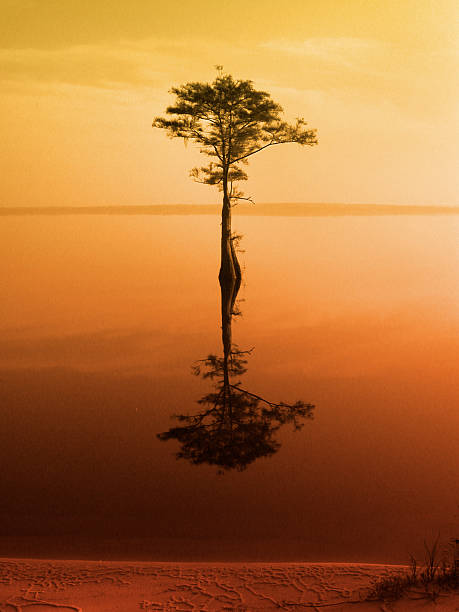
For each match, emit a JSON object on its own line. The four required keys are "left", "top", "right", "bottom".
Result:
{"left": 0, "top": 558, "right": 458, "bottom": 611}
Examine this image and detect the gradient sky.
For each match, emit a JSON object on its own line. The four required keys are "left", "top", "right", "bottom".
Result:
{"left": 1, "top": 0, "right": 458, "bottom": 206}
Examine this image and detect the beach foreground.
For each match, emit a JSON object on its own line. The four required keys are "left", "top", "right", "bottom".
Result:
{"left": 0, "top": 559, "right": 457, "bottom": 611}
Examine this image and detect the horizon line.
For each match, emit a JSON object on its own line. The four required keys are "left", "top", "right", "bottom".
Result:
{"left": 1, "top": 203, "right": 458, "bottom": 217}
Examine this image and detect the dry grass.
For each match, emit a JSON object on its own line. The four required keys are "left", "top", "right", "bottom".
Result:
{"left": 367, "top": 537, "right": 458, "bottom": 603}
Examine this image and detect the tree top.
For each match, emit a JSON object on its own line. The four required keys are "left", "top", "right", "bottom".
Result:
{"left": 153, "top": 70, "right": 317, "bottom": 200}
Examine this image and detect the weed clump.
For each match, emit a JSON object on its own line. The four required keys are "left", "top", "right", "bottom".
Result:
{"left": 367, "top": 537, "right": 458, "bottom": 603}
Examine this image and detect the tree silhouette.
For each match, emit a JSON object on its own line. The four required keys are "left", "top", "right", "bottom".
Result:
{"left": 153, "top": 68, "right": 318, "bottom": 282}
{"left": 157, "top": 268, "right": 315, "bottom": 472}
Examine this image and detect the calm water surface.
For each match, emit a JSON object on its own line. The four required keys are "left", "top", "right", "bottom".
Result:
{"left": 1, "top": 213, "right": 458, "bottom": 562}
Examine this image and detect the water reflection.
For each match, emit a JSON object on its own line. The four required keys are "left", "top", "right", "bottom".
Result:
{"left": 158, "top": 272, "right": 315, "bottom": 472}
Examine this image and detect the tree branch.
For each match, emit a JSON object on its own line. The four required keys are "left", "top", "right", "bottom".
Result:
{"left": 228, "top": 384, "right": 313, "bottom": 410}
{"left": 230, "top": 139, "right": 294, "bottom": 164}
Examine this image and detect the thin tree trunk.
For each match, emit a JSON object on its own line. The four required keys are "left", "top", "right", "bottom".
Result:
{"left": 220, "top": 270, "right": 241, "bottom": 365}
{"left": 220, "top": 269, "right": 241, "bottom": 431}
{"left": 219, "top": 178, "right": 241, "bottom": 282}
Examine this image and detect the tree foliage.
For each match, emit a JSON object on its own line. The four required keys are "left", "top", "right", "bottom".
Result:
{"left": 153, "top": 69, "right": 318, "bottom": 203}
{"left": 157, "top": 346, "right": 315, "bottom": 472}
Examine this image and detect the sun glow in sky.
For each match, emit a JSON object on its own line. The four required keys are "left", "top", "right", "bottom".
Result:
{"left": 1, "top": 0, "right": 458, "bottom": 206}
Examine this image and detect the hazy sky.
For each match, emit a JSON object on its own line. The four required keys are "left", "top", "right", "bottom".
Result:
{"left": 1, "top": 0, "right": 458, "bottom": 206}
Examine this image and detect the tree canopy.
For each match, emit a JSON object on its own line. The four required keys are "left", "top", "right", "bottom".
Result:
{"left": 153, "top": 69, "right": 318, "bottom": 204}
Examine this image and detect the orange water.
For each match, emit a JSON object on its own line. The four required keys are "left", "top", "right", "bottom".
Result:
{"left": 1, "top": 213, "right": 458, "bottom": 562}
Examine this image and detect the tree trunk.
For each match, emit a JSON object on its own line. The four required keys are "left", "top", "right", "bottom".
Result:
{"left": 220, "top": 269, "right": 241, "bottom": 429}
{"left": 219, "top": 189, "right": 241, "bottom": 282}
{"left": 220, "top": 270, "right": 241, "bottom": 367}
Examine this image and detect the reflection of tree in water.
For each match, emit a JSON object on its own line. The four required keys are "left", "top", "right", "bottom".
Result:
{"left": 158, "top": 269, "right": 315, "bottom": 472}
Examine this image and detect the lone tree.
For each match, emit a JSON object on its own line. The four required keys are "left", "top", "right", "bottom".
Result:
{"left": 153, "top": 68, "right": 318, "bottom": 281}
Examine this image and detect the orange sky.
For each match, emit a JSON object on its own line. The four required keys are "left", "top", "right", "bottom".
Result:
{"left": 1, "top": 0, "right": 458, "bottom": 207}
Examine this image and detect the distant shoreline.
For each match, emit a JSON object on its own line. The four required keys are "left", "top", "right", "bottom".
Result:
{"left": 1, "top": 203, "right": 458, "bottom": 217}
